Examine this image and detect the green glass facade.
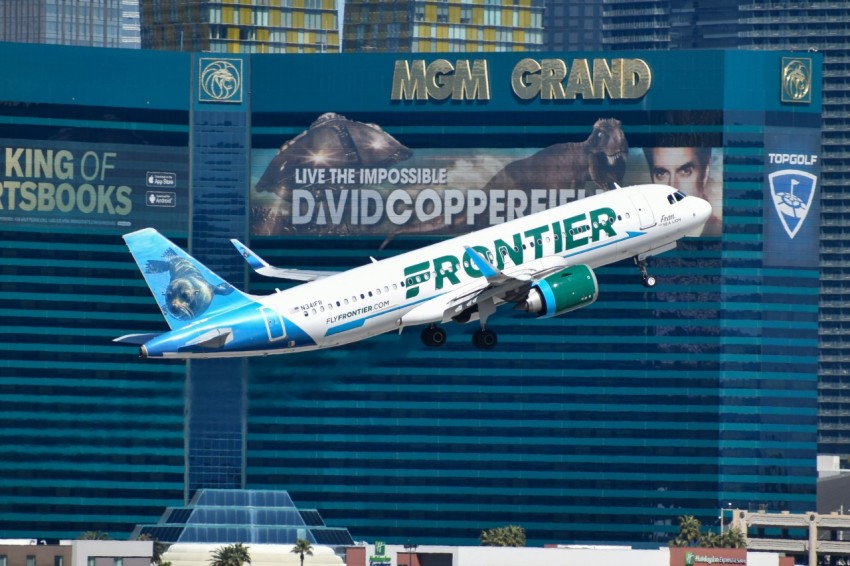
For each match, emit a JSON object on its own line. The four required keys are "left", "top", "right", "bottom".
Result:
{"left": 0, "top": 44, "right": 820, "bottom": 545}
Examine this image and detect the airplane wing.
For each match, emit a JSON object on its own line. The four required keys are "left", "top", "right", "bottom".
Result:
{"left": 400, "top": 248, "right": 572, "bottom": 327}
{"left": 230, "top": 239, "right": 340, "bottom": 282}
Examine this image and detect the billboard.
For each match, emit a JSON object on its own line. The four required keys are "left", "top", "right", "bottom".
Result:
{"left": 250, "top": 113, "right": 723, "bottom": 238}
{"left": 763, "top": 127, "right": 821, "bottom": 268}
{"left": 0, "top": 140, "right": 189, "bottom": 232}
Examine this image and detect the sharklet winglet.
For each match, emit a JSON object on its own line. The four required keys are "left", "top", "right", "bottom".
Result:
{"left": 230, "top": 238, "right": 271, "bottom": 271}
{"left": 463, "top": 245, "right": 502, "bottom": 281}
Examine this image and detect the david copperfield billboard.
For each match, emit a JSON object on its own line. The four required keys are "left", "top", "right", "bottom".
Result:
{"left": 250, "top": 113, "right": 723, "bottom": 238}
{"left": 249, "top": 53, "right": 736, "bottom": 239}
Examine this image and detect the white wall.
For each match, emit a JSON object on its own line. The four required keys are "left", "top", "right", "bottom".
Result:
{"left": 69, "top": 540, "right": 153, "bottom": 566}
{"left": 162, "top": 543, "right": 343, "bottom": 566}
{"left": 370, "top": 545, "right": 787, "bottom": 566}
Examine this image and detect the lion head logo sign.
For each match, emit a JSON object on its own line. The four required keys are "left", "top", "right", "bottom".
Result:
{"left": 769, "top": 169, "right": 817, "bottom": 239}
{"left": 199, "top": 58, "right": 243, "bottom": 103}
{"left": 781, "top": 57, "right": 812, "bottom": 104}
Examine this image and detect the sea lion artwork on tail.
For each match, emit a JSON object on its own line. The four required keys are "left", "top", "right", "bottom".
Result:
{"left": 145, "top": 249, "right": 235, "bottom": 321}
{"left": 484, "top": 118, "right": 629, "bottom": 192}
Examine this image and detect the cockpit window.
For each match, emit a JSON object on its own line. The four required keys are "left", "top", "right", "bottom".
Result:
{"left": 668, "top": 191, "right": 686, "bottom": 204}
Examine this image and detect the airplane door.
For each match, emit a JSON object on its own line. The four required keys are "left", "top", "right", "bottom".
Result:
{"left": 629, "top": 193, "right": 657, "bottom": 229}
{"left": 259, "top": 306, "right": 287, "bottom": 341}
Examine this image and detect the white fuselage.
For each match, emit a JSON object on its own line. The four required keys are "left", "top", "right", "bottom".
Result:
{"left": 239, "top": 183, "right": 709, "bottom": 355}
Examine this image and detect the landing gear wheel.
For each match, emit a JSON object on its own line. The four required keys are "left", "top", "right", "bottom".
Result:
{"left": 421, "top": 325, "right": 447, "bottom": 348}
{"left": 472, "top": 329, "right": 498, "bottom": 350}
{"left": 634, "top": 256, "right": 657, "bottom": 288}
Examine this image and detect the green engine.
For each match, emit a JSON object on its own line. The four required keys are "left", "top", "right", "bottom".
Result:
{"left": 520, "top": 264, "right": 598, "bottom": 318}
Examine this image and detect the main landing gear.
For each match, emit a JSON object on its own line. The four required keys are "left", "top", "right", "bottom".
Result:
{"left": 419, "top": 297, "right": 500, "bottom": 350}
{"left": 421, "top": 324, "right": 446, "bottom": 348}
{"left": 472, "top": 328, "right": 498, "bottom": 350}
{"left": 634, "top": 256, "right": 657, "bottom": 288}
{"left": 420, "top": 324, "right": 499, "bottom": 350}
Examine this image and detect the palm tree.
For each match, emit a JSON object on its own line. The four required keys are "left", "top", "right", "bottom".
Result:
{"left": 136, "top": 533, "right": 168, "bottom": 566}
{"left": 479, "top": 525, "right": 526, "bottom": 547}
{"left": 78, "top": 531, "right": 110, "bottom": 540}
{"left": 209, "top": 543, "right": 251, "bottom": 566}
{"left": 291, "top": 539, "right": 313, "bottom": 566}
{"left": 670, "top": 515, "right": 703, "bottom": 547}
{"left": 700, "top": 531, "right": 721, "bottom": 548}
{"left": 721, "top": 526, "right": 747, "bottom": 549}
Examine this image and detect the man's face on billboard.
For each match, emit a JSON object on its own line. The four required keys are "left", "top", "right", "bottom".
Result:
{"left": 648, "top": 147, "right": 709, "bottom": 198}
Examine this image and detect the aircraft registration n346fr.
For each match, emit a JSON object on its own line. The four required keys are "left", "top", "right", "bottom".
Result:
{"left": 115, "top": 183, "right": 711, "bottom": 358}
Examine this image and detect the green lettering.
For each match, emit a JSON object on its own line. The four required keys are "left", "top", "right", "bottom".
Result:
{"left": 494, "top": 233, "right": 523, "bottom": 269}
{"left": 433, "top": 254, "right": 461, "bottom": 290}
{"left": 524, "top": 225, "right": 550, "bottom": 260}
{"left": 552, "top": 222, "right": 563, "bottom": 253}
{"left": 563, "top": 213, "right": 588, "bottom": 249}
{"left": 462, "top": 246, "right": 491, "bottom": 278}
{"left": 403, "top": 260, "right": 430, "bottom": 299}
{"left": 590, "top": 207, "right": 617, "bottom": 240}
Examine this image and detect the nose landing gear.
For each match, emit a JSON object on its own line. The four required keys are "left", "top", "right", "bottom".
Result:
{"left": 634, "top": 256, "right": 657, "bottom": 288}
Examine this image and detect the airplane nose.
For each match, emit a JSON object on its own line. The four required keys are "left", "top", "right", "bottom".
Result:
{"left": 686, "top": 196, "right": 713, "bottom": 237}
{"left": 697, "top": 197, "right": 712, "bottom": 223}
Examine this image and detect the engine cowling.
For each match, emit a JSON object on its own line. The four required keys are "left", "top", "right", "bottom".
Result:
{"left": 520, "top": 264, "right": 598, "bottom": 318}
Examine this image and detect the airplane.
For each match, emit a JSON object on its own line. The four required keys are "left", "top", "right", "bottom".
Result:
{"left": 114, "top": 183, "right": 711, "bottom": 358}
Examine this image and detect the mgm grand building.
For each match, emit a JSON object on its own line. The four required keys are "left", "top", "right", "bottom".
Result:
{"left": 0, "top": 43, "right": 821, "bottom": 545}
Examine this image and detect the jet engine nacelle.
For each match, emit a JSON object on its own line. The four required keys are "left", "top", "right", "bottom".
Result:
{"left": 520, "top": 264, "right": 598, "bottom": 318}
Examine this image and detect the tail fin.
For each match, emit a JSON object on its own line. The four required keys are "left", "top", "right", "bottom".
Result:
{"left": 123, "top": 228, "right": 253, "bottom": 331}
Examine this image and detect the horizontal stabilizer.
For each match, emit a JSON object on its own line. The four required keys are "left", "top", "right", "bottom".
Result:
{"left": 113, "top": 332, "right": 163, "bottom": 345}
{"left": 230, "top": 238, "right": 339, "bottom": 281}
{"left": 185, "top": 328, "right": 232, "bottom": 349}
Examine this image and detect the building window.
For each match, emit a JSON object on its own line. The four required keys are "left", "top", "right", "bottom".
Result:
{"left": 54, "top": 557, "right": 63, "bottom": 566}
{"left": 1, "top": 555, "right": 7, "bottom": 566}
{"left": 26, "top": 557, "right": 35, "bottom": 566}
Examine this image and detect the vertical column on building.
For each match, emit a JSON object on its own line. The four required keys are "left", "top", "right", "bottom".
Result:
{"left": 185, "top": 53, "right": 251, "bottom": 501}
